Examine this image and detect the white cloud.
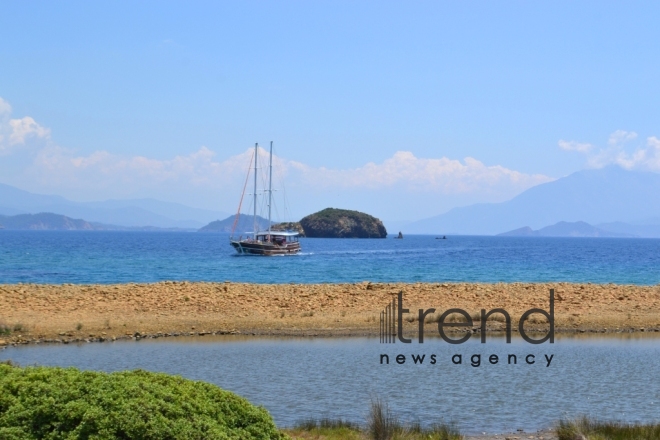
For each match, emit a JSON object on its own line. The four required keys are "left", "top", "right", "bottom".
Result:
{"left": 0, "top": 97, "right": 51, "bottom": 153}
{"left": 24, "top": 143, "right": 553, "bottom": 204}
{"left": 560, "top": 130, "right": 660, "bottom": 172}
{"left": 609, "top": 136, "right": 660, "bottom": 171}
{"left": 1, "top": 96, "right": 554, "bottom": 216}
{"left": 0, "top": 97, "right": 11, "bottom": 116}
{"left": 294, "top": 151, "right": 553, "bottom": 194}
{"left": 558, "top": 140, "right": 594, "bottom": 153}
{"left": 608, "top": 129, "right": 637, "bottom": 146}
{"left": 8, "top": 116, "right": 50, "bottom": 144}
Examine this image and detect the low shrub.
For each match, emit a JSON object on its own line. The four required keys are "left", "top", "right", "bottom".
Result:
{"left": 557, "top": 416, "right": 660, "bottom": 440}
{"left": 0, "top": 364, "right": 287, "bottom": 440}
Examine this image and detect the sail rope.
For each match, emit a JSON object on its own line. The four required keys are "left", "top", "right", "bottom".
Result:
{"left": 231, "top": 150, "right": 255, "bottom": 238}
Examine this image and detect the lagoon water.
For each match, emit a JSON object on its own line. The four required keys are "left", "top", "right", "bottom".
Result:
{"left": 2, "top": 335, "right": 660, "bottom": 434}
{"left": 1, "top": 231, "right": 660, "bottom": 285}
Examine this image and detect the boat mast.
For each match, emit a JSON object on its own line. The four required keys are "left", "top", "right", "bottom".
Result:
{"left": 267, "top": 141, "right": 273, "bottom": 238}
{"left": 253, "top": 142, "right": 258, "bottom": 240}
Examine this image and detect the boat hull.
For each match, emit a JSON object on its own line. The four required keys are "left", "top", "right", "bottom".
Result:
{"left": 230, "top": 240, "right": 301, "bottom": 256}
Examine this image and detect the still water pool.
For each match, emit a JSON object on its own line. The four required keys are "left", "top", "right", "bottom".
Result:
{"left": 2, "top": 335, "right": 659, "bottom": 434}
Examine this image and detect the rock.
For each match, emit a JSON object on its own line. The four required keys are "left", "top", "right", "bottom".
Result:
{"left": 299, "top": 208, "right": 387, "bottom": 238}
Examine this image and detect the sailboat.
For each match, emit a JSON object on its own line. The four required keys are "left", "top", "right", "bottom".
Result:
{"left": 229, "top": 142, "right": 301, "bottom": 255}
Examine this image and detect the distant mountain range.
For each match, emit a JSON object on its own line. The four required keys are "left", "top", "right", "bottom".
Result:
{"left": 405, "top": 167, "right": 660, "bottom": 235}
{"left": 198, "top": 214, "right": 272, "bottom": 233}
{"left": 498, "top": 221, "right": 635, "bottom": 238}
{"left": 0, "top": 183, "right": 229, "bottom": 228}
{"left": 0, "top": 213, "right": 193, "bottom": 231}
{"left": 5, "top": 167, "right": 660, "bottom": 237}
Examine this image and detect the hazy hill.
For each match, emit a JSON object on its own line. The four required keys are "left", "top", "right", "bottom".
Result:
{"left": 0, "top": 213, "right": 98, "bottom": 230}
{"left": 199, "top": 214, "right": 271, "bottom": 233}
{"left": 0, "top": 183, "right": 229, "bottom": 228}
{"left": 498, "top": 221, "right": 634, "bottom": 238}
{"left": 0, "top": 213, "right": 193, "bottom": 231}
{"left": 405, "top": 167, "right": 660, "bottom": 235}
{"left": 597, "top": 220, "right": 660, "bottom": 238}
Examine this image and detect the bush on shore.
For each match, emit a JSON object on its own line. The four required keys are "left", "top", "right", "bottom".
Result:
{"left": 0, "top": 363, "right": 287, "bottom": 440}
{"left": 557, "top": 417, "right": 660, "bottom": 440}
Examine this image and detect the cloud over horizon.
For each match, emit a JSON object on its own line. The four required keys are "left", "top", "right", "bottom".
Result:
{"left": 559, "top": 130, "right": 660, "bottom": 172}
{"left": 0, "top": 97, "right": 553, "bottom": 215}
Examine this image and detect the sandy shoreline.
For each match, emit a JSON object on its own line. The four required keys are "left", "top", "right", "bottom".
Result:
{"left": 1, "top": 281, "right": 659, "bottom": 345}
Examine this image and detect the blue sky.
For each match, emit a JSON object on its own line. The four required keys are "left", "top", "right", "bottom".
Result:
{"left": 1, "top": 1, "right": 659, "bottom": 222}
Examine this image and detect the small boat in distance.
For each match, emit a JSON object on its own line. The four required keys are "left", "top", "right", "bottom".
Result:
{"left": 229, "top": 142, "right": 301, "bottom": 256}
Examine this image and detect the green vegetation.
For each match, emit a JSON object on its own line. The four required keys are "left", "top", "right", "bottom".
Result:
{"left": 0, "top": 322, "right": 10, "bottom": 336}
{"left": 285, "top": 420, "right": 462, "bottom": 440}
{"left": 557, "top": 417, "right": 660, "bottom": 440}
{"left": 0, "top": 363, "right": 287, "bottom": 440}
{"left": 284, "top": 399, "right": 462, "bottom": 440}
{"left": 299, "top": 208, "right": 387, "bottom": 238}
{"left": 286, "top": 419, "right": 362, "bottom": 440}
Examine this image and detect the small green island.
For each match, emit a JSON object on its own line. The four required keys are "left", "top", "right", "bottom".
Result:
{"left": 297, "top": 208, "right": 387, "bottom": 238}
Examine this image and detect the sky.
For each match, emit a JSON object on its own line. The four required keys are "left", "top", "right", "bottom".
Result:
{"left": 1, "top": 1, "right": 659, "bottom": 222}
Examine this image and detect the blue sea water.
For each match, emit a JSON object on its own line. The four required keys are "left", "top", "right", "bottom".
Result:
{"left": 1, "top": 231, "right": 659, "bottom": 285}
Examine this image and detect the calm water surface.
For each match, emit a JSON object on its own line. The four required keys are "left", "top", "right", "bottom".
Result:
{"left": 1, "top": 231, "right": 660, "bottom": 284}
{"left": 2, "top": 335, "right": 659, "bottom": 434}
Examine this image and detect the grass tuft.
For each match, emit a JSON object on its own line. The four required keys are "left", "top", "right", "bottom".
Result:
{"left": 295, "top": 418, "right": 359, "bottom": 431}
{"left": 0, "top": 321, "right": 11, "bottom": 336}
{"left": 557, "top": 416, "right": 660, "bottom": 440}
{"left": 368, "top": 398, "right": 399, "bottom": 440}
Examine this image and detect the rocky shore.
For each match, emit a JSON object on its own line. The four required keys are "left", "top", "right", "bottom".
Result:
{"left": 1, "top": 281, "right": 659, "bottom": 346}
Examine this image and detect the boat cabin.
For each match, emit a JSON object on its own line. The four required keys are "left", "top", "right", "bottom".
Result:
{"left": 255, "top": 231, "right": 299, "bottom": 245}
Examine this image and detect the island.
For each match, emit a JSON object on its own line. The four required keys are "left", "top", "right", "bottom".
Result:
{"left": 299, "top": 208, "right": 387, "bottom": 238}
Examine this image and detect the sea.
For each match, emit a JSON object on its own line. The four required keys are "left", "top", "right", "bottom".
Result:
{"left": 0, "top": 231, "right": 659, "bottom": 285}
